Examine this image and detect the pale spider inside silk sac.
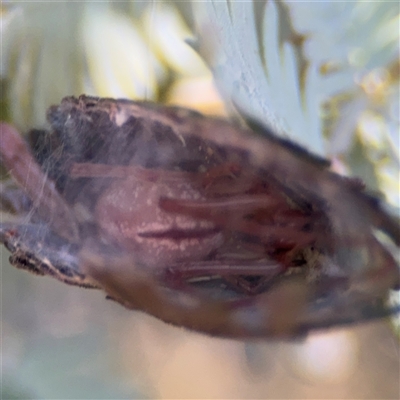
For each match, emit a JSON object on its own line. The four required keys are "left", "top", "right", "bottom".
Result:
{"left": 0, "top": 95, "right": 399, "bottom": 339}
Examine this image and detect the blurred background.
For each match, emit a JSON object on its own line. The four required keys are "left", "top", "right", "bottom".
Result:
{"left": 1, "top": 1, "right": 399, "bottom": 398}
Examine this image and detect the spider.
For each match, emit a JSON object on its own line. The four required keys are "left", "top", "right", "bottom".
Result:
{"left": 1, "top": 95, "right": 399, "bottom": 338}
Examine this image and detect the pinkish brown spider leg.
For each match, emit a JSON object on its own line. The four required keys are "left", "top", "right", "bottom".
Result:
{"left": 81, "top": 249, "right": 310, "bottom": 338}
{"left": 0, "top": 123, "right": 79, "bottom": 242}
{"left": 159, "top": 196, "right": 318, "bottom": 247}
{"left": 0, "top": 181, "right": 32, "bottom": 214}
{"left": 70, "top": 162, "right": 200, "bottom": 182}
{"left": 159, "top": 258, "right": 285, "bottom": 294}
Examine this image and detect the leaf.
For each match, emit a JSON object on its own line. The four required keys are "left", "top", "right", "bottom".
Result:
{"left": 193, "top": 0, "right": 325, "bottom": 155}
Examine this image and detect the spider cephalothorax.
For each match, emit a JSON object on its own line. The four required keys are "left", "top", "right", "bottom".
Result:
{"left": 1, "top": 95, "right": 399, "bottom": 338}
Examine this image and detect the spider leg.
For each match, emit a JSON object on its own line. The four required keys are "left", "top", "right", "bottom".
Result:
{"left": 0, "top": 123, "right": 79, "bottom": 242}
{"left": 81, "top": 244, "right": 400, "bottom": 339}
{"left": 159, "top": 196, "right": 318, "bottom": 247}
{"left": 80, "top": 249, "right": 311, "bottom": 338}
{"left": 70, "top": 162, "right": 199, "bottom": 182}
{"left": 157, "top": 258, "right": 285, "bottom": 295}
{"left": 0, "top": 181, "right": 32, "bottom": 215}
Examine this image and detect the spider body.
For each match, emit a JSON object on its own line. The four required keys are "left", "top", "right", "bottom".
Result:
{"left": 0, "top": 95, "right": 398, "bottom": 338}
{"left": 95, "top": 169, "right": 224, "bottom": 269}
